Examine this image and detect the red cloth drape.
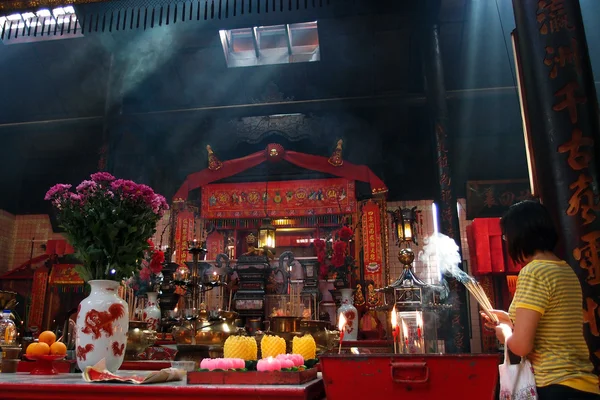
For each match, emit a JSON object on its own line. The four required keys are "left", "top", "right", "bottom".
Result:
{"left": 173, "top": 149, "right": 387, "bottom": 201}
{"left": 46, "top": 239, "right": 74, "bottom": 256}
{"left": 488, "top": 219, "right": 505, "bottom": 273}
{"left": 471, "top": 219, "right": 493, "bottom": 275}
{"left": 28, "top": 266, "right": 48, "bottom": 329}
{"left": 468, "top": 218, "right": 525, "bottom": 275}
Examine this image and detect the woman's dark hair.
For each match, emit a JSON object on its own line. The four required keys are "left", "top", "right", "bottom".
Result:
{"left": 500, "top": 200, "right": 558, "bottom": 263}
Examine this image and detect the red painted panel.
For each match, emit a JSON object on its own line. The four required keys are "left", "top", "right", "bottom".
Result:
{"left": 320, "top": 354, "right": 498, "bottom": 400}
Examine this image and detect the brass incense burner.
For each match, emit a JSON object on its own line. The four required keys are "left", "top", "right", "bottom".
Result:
{"left": 125, "top": 321, "right": 157, "bottom": 360}
{"left": 173, "top": 310, "right": 241, "bottom": 363}
{"left": 195, "top": 310, "right": 238, "bottom": 346}
{"left": 269, "top": 316, "right": 302, "bottom": 333}
{"left": 299, "top": 320, "right": 336, "bottom": 354}
{"left": 172, "top": 310, "right": 240, "bottom": 346}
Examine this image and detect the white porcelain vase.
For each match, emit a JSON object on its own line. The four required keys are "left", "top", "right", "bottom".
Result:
{"left": 143, "top": 292, "right": 161, "bottom": 331}
{"left": 76, "top": 280, "right": 128, "bottom": 372}
{"left": 337, "top": 288, "right": 358, "bottom": 341}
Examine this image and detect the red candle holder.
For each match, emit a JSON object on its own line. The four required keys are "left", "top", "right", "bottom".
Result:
{"left": 24, "top": 355, "right": 66, "bottom": 375}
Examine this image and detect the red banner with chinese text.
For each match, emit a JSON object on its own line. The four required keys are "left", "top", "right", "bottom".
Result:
{"left": 207, "top": 231, "right": 225, "bottom": 260}
{"left": 201, "top": 179, "right": 355, "bottom": 219}
{"left": 28, "top": 266, "right": 48, "bottom": 330}
{"left": 48, "top": 264, "right": 84, "bottom": 286}
{"left": 175, "top": 211, "right": 194, "bottom": 265}
{"left": 361, "top": 201, "right": 383, "bottom": 277}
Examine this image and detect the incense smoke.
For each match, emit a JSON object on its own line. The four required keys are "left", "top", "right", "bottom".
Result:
{"left": 419, "top": 233, "right": 472, "bottom": 284}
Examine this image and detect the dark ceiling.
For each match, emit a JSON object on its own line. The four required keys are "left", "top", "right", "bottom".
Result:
{"left": 0, "top": 0, "right": 598, "bottom": 214}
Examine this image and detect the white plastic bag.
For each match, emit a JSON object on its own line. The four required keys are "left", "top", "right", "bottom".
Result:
{"left": 498, "top": 345, "right": 538, "bottom": 400}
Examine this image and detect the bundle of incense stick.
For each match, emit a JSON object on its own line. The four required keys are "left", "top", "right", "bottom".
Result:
{"left": 464, "top": 279, "right": 499, "bottom": 324}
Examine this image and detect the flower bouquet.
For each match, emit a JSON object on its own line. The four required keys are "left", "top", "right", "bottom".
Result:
{"left": 126, "top": 240, "right": 165, "bottom": 295}
{"left": 316, "top": 226, "right": 356, "bottom": 284}
{"left": 45, "top": 172, "right": 169, "bottom": 282}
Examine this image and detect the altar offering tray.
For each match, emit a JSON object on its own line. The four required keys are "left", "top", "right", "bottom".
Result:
{"left": 187, "top": 367, "right": 318, "bottom": 385}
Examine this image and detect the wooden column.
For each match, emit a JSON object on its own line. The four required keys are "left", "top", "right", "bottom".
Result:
{"left": 421, "top": 21, "right": 470, "bottom": 353}
{"left": 512, "top": 0, "right": 600, "bottom": 370}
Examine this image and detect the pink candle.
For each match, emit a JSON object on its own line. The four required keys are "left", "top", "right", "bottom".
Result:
{"left": 200, "top": 358, "right": 212, "bottom": 370}
{"left": 268, "top": 357, "right": 281, "bottom": 371}
{"left": 292, "top": 354, "right": 304, "bottom": 366}
{"left": 222, "top": 358, "right": 233, "bottom": 370}
{"left": 280, "top": 359, "right": 294, "bottom": 369}
{"left": 257, "top": 357, "right": 282, "bottom": 372}
{"left": 256, "top": 359, "right": 268, "bottom": 372}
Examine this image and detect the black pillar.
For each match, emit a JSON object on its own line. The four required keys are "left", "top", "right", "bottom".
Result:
{"left": 421, "top": 22, "right": 471, "bottom": 353}
{"left": 512, "top": 0, "right": 600, "bottom": 370}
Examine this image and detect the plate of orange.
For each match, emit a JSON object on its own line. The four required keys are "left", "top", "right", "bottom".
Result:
{"left": 24, "top": 331, "right": 68, "bottom": 375}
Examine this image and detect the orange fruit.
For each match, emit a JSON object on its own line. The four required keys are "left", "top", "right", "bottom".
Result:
{"left": 38, "top": 331, "right": 56, "bottom": 346}
{"left": 26, "top": 342, "right": 50, "bottom": 357}
{"left": 49, "top": 341, "right": 67, "bottom": 356}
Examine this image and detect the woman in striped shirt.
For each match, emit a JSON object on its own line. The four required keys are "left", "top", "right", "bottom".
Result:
{"left": 484, "top": 200, "right": 600, "bottom": 399}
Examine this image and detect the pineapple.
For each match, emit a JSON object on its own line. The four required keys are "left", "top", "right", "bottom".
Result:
{"left": 292, "top": 334, "right": 316, "bottom": 360}
{"left": 260, "top": 335, "right": 286, "bottom": 359}
{"left": 224, "top": 335, "right": 258, "bottom": 361}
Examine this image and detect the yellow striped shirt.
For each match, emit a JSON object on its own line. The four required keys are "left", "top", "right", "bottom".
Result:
{"left": 508, "top": 260, "right": 599, "bottom": 394}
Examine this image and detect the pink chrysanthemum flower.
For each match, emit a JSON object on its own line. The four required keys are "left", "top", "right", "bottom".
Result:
{"left": 44, "top": 184, "right": 72, "bottom": 201}
{"left": 90, "top": 172, "right": 116, "bottom": 182}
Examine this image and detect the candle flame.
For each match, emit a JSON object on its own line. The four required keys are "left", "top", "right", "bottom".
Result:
{"left": 338, "top": 313, "right": 347, "bottom": 331}
{"left": 391, "top": 306, "right": 397, "bottom": 328}
{"left": 416, "top": 312, "right": 422, "bottom": 328}
{"left": 402, "top": 319, "right": 408, "bottom": 338}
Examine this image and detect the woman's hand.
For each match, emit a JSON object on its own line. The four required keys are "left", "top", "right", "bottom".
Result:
{"left": 495, "top": 323, "right": 513, "bottom": 344}
{"left": 480, "top": 309, "right": 513, "bottom": 331}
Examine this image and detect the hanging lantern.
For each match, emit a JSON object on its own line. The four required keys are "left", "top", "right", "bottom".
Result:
{"left": 258, "top": 217, "right": 277, "bottom": 250}
{"left": 391, "top": 207, "right": 419, "bottom": 245}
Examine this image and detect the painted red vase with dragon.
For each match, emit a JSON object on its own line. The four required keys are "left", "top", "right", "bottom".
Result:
{"left": 142, "top": 292, "right": 161, "bottom": 331}
{"left": 75, "top": 280, "right": 129, "bottom": 372}
{"left": 337, "top": 288, "right": 358, "bottom": 341}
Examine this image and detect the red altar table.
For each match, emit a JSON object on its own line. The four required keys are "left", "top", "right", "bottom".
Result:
{"left": 0, "top": 372, "right": 325, "bottom": 400}
{"left": 17, "top": 360, "right": 172, "bottom": 373}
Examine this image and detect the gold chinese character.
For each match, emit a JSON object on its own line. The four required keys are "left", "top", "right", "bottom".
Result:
{"left": 558, "top": 128, "right": 594, "bottom": 170}
{"left": 567, "top": 174, "right": 599, "bottom": 225}
{"left": 553, "top": 81, "right": 587, "bottom": 124}
{"left": 583, "top": 297, "right": 599, "bottom": 336}
{"left": 483, "top": 187, "right": 497, "bottom": 208}
{"left": 536, "top": 0, "right": 574, "bottom": 35}
{"left": 499, "top": 191, "right": 516, "bottom": 207}
{"left": 544, "top": 38, "right": 581, "bottom": 79}
{"left": 573, "top": 230, "right": 600, "bottom": 285}
{"left": 368, "top": 211, "right": 374, "bottom": 215}
{"left": 369, "top": 254, "right": 376, "bottom": 261}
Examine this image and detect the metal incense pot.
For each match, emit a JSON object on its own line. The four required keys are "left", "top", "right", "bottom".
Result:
{"left": 377, "top": 248, "right": 449, "bottom": 354}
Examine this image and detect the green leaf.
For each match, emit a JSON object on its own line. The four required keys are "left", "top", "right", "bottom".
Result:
{"left": 74, "top": 265, "right": 92, "bottom": 282}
